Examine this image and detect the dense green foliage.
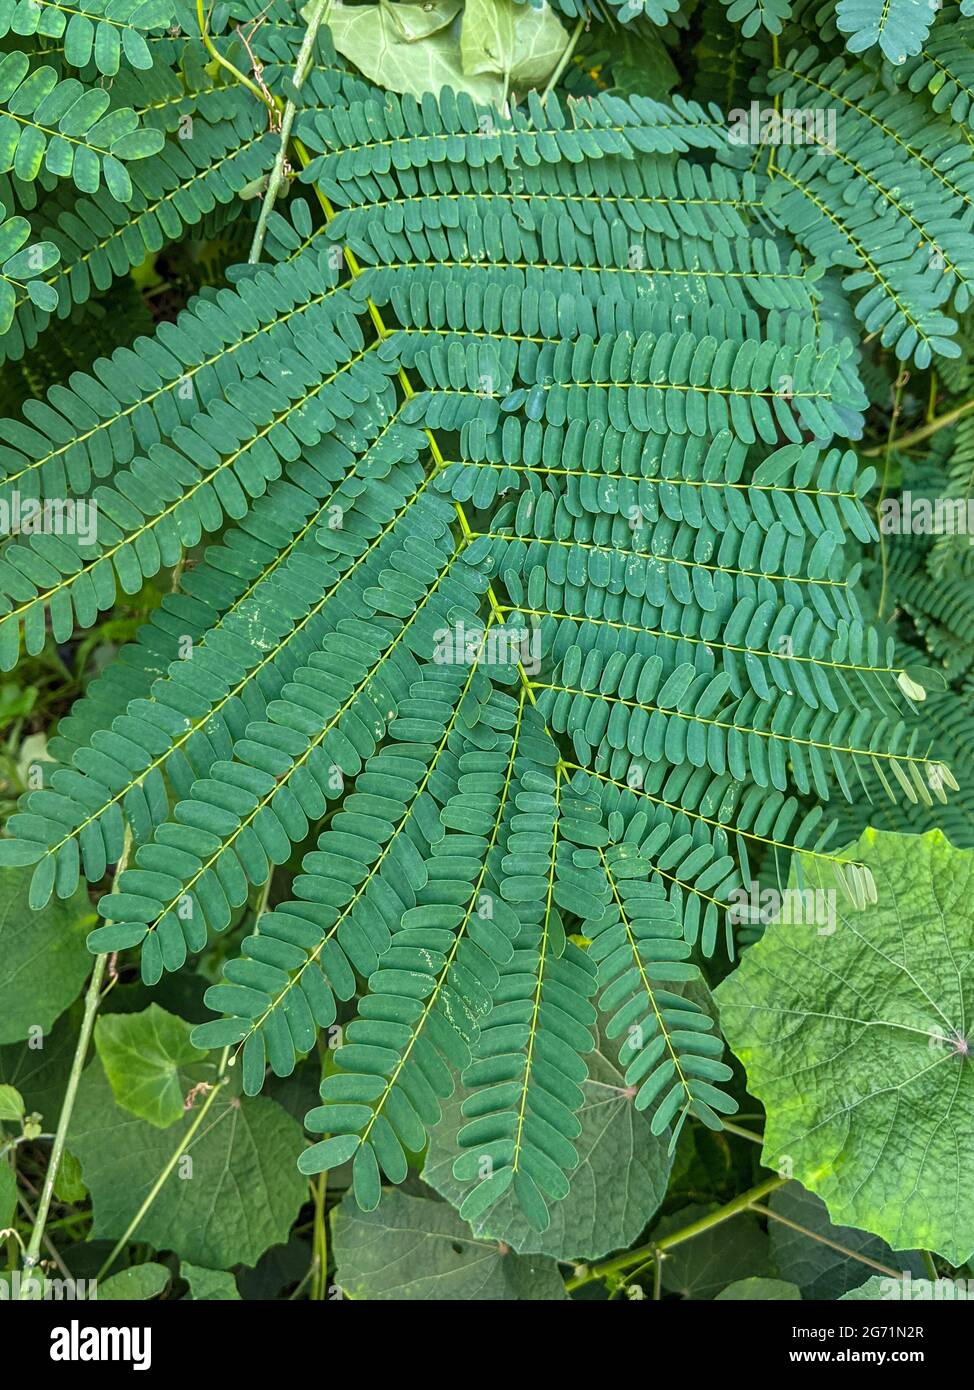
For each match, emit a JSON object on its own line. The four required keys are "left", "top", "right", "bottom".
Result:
{"left": 0, "top": 0, "right": 973, "bottom": 1304}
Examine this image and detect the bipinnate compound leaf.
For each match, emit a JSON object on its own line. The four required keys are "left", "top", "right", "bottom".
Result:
{"left": 835, "top": 0, "right": 934, "bottom": 63}
{"left": 2, "top": 0, "right": 974, "bottom": 1287}
{"left": 717, "top": 829, "right": 974, "bottom": 1265}
{"left": 99, "top": 1263, "right": 171, "bottom": 1300}
{"left": 331, "top": 1191, "right": 568, "bottom": 1299}
{"left": 69, "top": 1063, "right": 306, "bottom": 1269}
{"left": 95, "top": 1004, "right": 210, "bottom": 1129}
{"left": 0, "top": 200, "right": 59, "bottom": 332}
{"left": 0, "top": 867, "right": 95, "bottom": 1043}
{"left": 715, "top": 1277, "right": 801, "bottom": 1299}
{"left": 422, "top": 1034, "right": 674, "bottom": 1261}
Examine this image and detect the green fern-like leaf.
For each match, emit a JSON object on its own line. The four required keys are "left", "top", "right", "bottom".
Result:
{"left": 0, "top": 4, "right": 968, "bottom": 1247}
{"left": 0, "top": 50, "right": 165, "bottom": 199}
{"left": 0, "top": 0, "right": 173, "bottom": 74}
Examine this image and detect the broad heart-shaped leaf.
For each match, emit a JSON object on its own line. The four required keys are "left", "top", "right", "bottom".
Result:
{"left": 236, "top": 1236, "right": 309, "bottom": 1300}
{"left": 0, "top": 866, "right": 96, "bottom": 1043}
{"left": 69, "top": 1063, "right": 306, "bottom": 1270}
{"left": 460, "top": 0, "right": 568, "bottom": 91}
{"left": 323, "top": 0, "right": 504, "bottom": 103}
{"left": 715, "top": 1277, "right": 801, "bottom": 1300}
{"left": 54, "top": 1148, "right": 87, "bottom": 1204}
{"left": 717, "top": 828, "right": 974, "bottom": 1265}
{"left": 0, "top": 1082, "right": 24, "bottom": 1122}
{"left": 181, "top": 1262, "right": 240, "bottom": 1300}
{"left": 0, "top": 1011, "right": 76, "bottom": 1125}
{"left": 331, "top": 1191, "right": 567, "bottom": 1299}
{"left": 655, "top": 1205, "right": 775, "bottom": 1298}
{"left": 95, "top": 1005, "right": 210, "bottom": 1129}
{"left": 769, "top": 1182, "right": 924, "bottom": 1299}
{"left": 598, "top": 19, "right": 678, "bottom": 97}
{"left": 842, "top": 1274, "right": 974, "bottom": 1301}
{"left": 422, "top": 1033, "right": 673, "bottom": 1260}
{"left": 98, "top": 1263, "right": 170, "bottom": 1300}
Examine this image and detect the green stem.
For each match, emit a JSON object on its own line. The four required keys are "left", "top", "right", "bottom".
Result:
{"left": 752, "top": 1203, "right": 902, "bottom": 1278}
{"left": 0, "top": 1132, "right": 54, "bottom": 1161}
{"left": 18, "top": 829, "right": 132, "bottom": 1297}
{"left": 565, "top": 1174, "right": 786, "bottom": 1292}
{"left": 720, "top": 1120, "right": 763, "bottom": 1145}
{"left": 311, "top": 1172, "right": 328, "bottom": 1299}
{"left": 248, "top": 0, "right": 332, "bottom": 263}
{"left": 18, "top": 961, "right": 106, "bottom": 1295}
{"left": 195, "top": 0, "right": 275, "bottom": 112}
{"left": 288, "top": 1265, "right": 314, "bottom": 1301}
{"left": 95, "top": 1056, "right": 229, "bottom": 1282}
{"left": 767, "top": 34, "right": 780, "bottom": 179}
{"left": 922, "top": 1250, "right": 939, "bottom": 1281}
{"left": 254, "top": 867, "right": 275, "bottom": 928}
{"left": 875, "top": 375, "right": 905, "bottom": 623}
{"left": 16, "top": 1193, "right": 71, "bottom": 1281}
{"left": 541, "top": 17, "right": 585, "bottom": 102}
{"left": 861, "top": 398, "right": 974, "bottom": 456}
